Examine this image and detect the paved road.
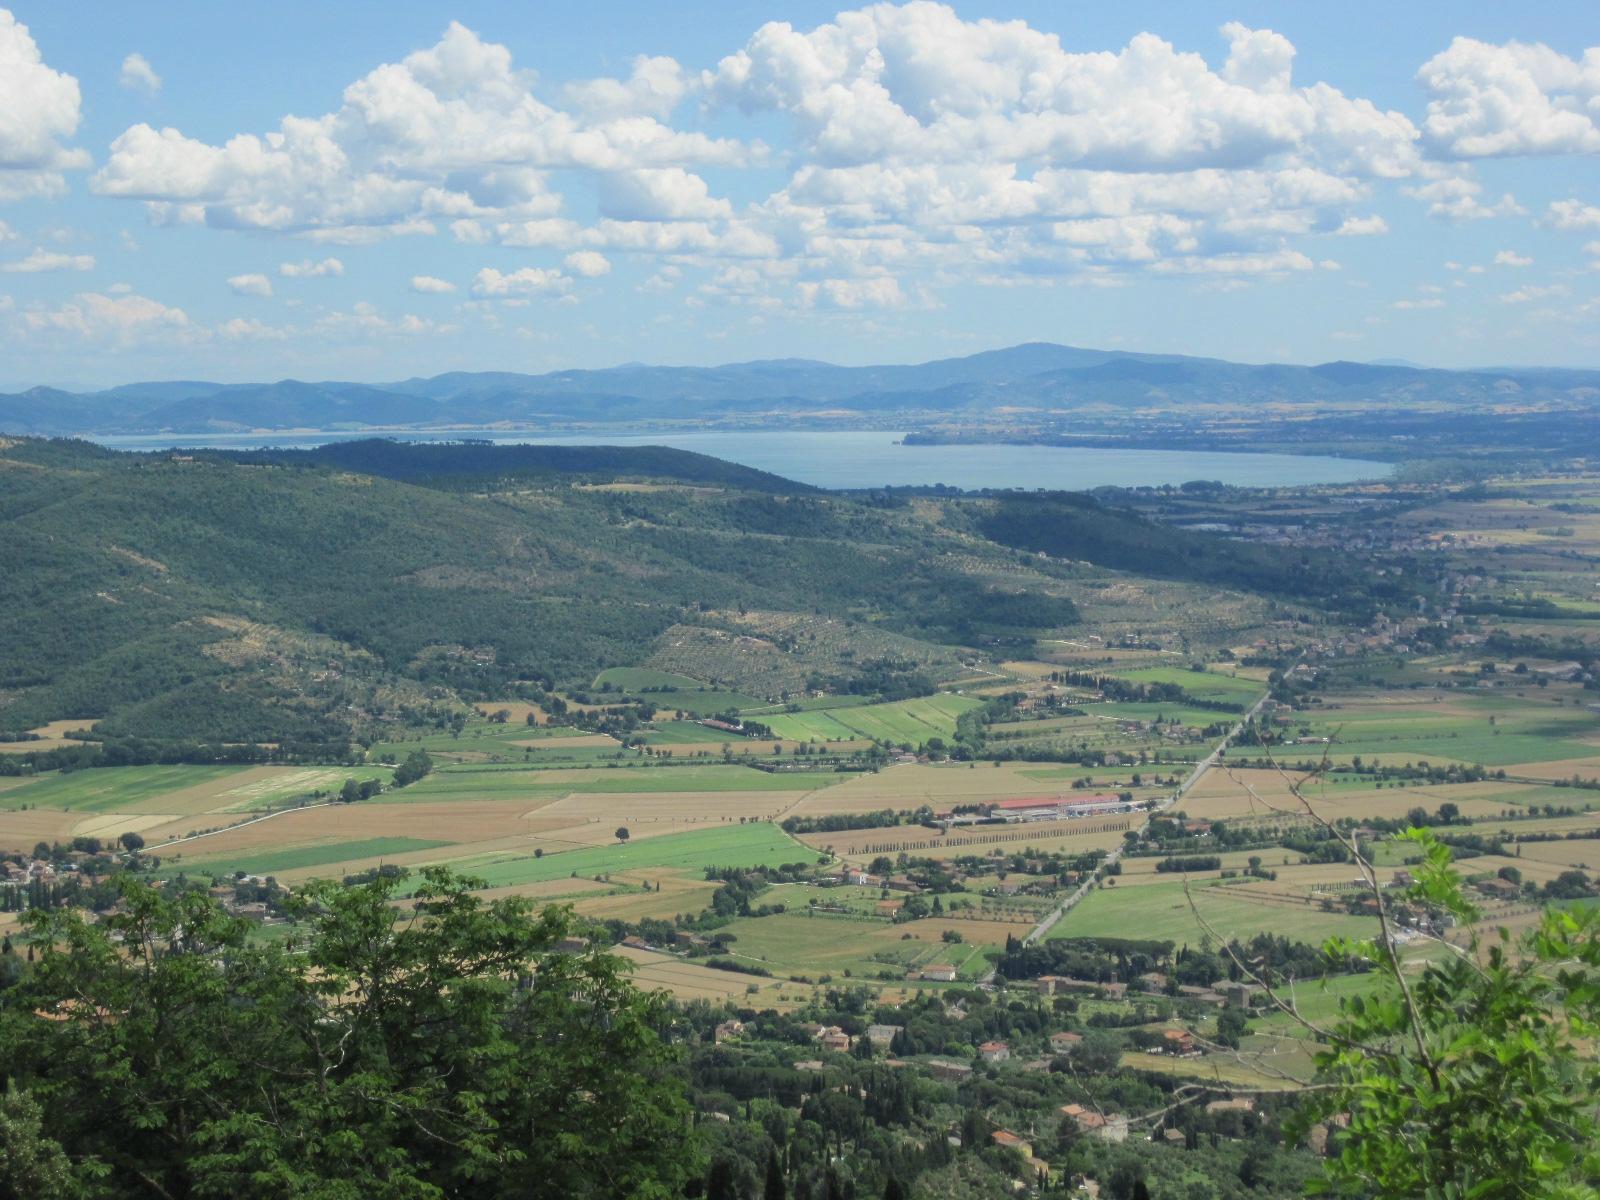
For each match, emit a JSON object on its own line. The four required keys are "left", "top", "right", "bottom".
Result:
{"left": 1019, "top": 684, "right": 1276, "bottom": 946}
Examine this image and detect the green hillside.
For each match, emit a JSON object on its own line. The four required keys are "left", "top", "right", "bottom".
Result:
{"left": 0, "top": 437, "right": 1392, "bottom": 750}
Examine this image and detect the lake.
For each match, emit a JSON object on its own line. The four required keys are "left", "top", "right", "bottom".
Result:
{"left": 94, "top": 429, "right": 1390, "bottom": 490}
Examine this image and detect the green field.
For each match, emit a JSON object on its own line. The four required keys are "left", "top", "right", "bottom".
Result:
{"left": 387, "top": 763, "right": 849, "bottom": 802}
{"left": 761, "top": 694, "right": 980, "bottom": 744}
{"left": 1112, "top": 667, "right": 1264, "bottom": 707}
{"left": 1051, "top": 880, "right": 1383, "bottom": 946}
{"left": 640, "top": 721, "right": 743, "bottom": 745}
{"left": 0, "top": 765, "right": 245, "bottom": 813}
{"left": 592, "top": 667, "right": 707, "bottom": 691}
{"left": 591, "top": 668, "right": 766, "bottom": 716}
{"left": 369, "top": 721, "right": 609, "bottom": 762}
{"left": 443, "top": 822, "right": 820, "bottom": 889}
{"left": 186, "top": 837, "right": 449, "bottom": 879}
{"left": 715, "top": 910, "right": 993, "bottom": 981}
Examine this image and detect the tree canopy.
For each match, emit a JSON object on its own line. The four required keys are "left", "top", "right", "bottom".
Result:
{"left": 0, "top": 869, "right": 698, "bottom": 1199}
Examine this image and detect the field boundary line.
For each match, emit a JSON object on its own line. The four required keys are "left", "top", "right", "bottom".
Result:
{"left": 147, "top": 800, "right": 338, "bottom": 855}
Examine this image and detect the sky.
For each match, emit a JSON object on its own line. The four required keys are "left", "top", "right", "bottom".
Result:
{"left": 0, "top": 1, "right": 1598, "bottom": 388}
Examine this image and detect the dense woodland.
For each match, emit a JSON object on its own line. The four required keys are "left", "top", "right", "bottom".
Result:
{"left": 0, "top": 439, "right": 1393, "bottom": 748}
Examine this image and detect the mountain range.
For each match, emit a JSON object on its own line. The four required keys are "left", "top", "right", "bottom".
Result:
{"left": 4, "top": 343, "right": 1600, "bottom": 436}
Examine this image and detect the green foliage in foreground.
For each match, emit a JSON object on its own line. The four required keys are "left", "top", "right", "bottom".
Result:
{"left": 1297, "top": 831, "right": 1600, "bottom": 1200}
{"left": 0, "top": 870, "right": 698, "bottom": 1199}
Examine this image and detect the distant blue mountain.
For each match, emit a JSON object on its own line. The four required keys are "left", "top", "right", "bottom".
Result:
{"left": 2, "top": 342, "right": 1597, "bottom": 436}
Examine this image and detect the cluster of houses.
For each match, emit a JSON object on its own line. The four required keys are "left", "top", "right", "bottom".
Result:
{"left": 943, "top": 794, "right": 1141, "bottom": 825}
{"left": 0, "top": 857, "right": 64, "bottom": 888}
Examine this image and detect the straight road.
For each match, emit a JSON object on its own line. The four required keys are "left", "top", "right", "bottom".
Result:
{"left": 1019, "top": 683, "right": 1276, "bottom": 946}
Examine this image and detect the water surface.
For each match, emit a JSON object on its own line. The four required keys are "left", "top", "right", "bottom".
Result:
{"left": 94, "top": 429, "right": 1389, "bottom": 490}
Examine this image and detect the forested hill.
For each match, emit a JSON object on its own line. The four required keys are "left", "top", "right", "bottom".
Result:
{"left": 215, "top": 438, "right": 812, "bottom": 493}
{"left": 0, "top": 437, "right": 1401, "bottom": 750}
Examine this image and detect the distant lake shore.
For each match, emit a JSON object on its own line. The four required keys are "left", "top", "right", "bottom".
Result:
{"left": 93, "top": 429, "right": 1391, "bottom": 490}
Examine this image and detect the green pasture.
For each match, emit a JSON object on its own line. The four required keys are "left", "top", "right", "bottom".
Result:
{"left": 1111, "top": 667, "right": 1264, "bottom": 706}
{"left": 184, "top": 837, "right": 448, "bottom": 879}
{"left": 590, "top": 669, "right": 766, "bottom": 716}
{"left": 384, "top": 763, "right": 849, "bottom": 802}
{"left": 1050, "top": 880, "right": 1383, "bottom": 946}
{"left": 640, "top": 721, "right": 743, "bottom": 745}
{"left": 715, "top": 910, "right": 993, "bottom": 981}
{"left": 440, "top": 822, "right": 819, "bottom": 889}
{"left": 593, "top": 667, "right": 707, "bottom": 691}
{"left": 761, "top": 694, "right": 980, "bottom": 744}
{"left": 0, "top": 765, "right": 246, "bottom": 813}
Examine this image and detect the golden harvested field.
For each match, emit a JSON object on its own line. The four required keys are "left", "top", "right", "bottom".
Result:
{"left": 570, "top": 870, "right": 720, "bottom": 921}
{"left": 612, "top": 944, "right": 789, "bottom": 1005}
{"left": 472, "top": 702, "right": 546, "bottom": 723}
{"left": 788, "top": 763, "right": 1077, "bottom": 816}
{"left": 138, "top": 766, "right": 363, "bottom": 816}
{"left": 71, "top": 812, "right": 186, "bottom": 839}
{"left": 159, "top": 799, "right": 562, "bottom": 869}
{"left": 0, "top": 719, "right": 97, "bottom": 754}
{"left": 1511, "top": 840, "right": 1600, "bottom": 871}
{"left": 466, "top": 877, "right": 615, "bottom": 904}
{"left": 507, "top": 734, "right": 617, "bottom": 750}
{"left": 155, "top": 783, "right": 819, "bottom": 883}
{"left": 536, "top": 789, "right": 805, "bottom": 829}
{"left": 796, "top": 818, "right": 1127, "bottom": 860}
{"left": 1182, "top": 770, "right": 1516, "bottom": 822}
{"left": 1501, "top": 756, "right": 1600, "bottom": 780}
{"left": 0, "top": 808, "right": 84, "bottom": 845}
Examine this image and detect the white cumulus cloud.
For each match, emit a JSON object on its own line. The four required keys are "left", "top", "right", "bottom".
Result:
{"left": 91, "top": 21, "right": 745, "bottom": 242}
{"left": 1493, "top": 250, "right": 1532, "bottom": 267}
{"left": 0, "top": 9, "right": 88, "bottom": 200}
{"left": 119, "top": 52, "right": 161, "bottom": 95}
{"left": 1545, "top": 199, "right": 1600, "bottom": 231}
{"left": 1334, "top": 215, "right": 1388, "bottom": 236}
{"left": 563, "top": 250, "right": 611, "bottom": 277}
{"left": 21, "top": 290, "right": 192, "bottom": 343}
{"left": 279, "top": 256, "right": 344, "bottom": 278}
{"left": 1417, "top": 38, "right": 1600, "bottom": 158}
{"left": 409, "top": 274, "right": 456, "bottom": 293}
{"left": 1, "top": 248, "right": 93, "bottom": 272}
{"left": 227, "top": 272, "right": 273, "bottom": 296}
{"left": 471, "top": 266, "right": 571, "bottom": 297}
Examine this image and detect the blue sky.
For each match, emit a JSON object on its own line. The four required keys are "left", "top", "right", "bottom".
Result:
{"left": 0, "top": 1, "right": 1597, "bottom": 387}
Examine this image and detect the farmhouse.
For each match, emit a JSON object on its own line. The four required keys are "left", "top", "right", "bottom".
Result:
{"left": 1038, "top": 975, "right": 1126, "bottom": 999}
{"left": 990, "top": 1130, "right": 1032, "bottom": 1157}
{"left": 866, "top": 1024, "right": 902, "bottom": 1049}
{"left": 815, "top": 1026, "right": 852, "bottom": 1053}
{"left": 1155, "top": 1029, "right": 1201, "bottom": 1058}
{"left": 925, "top": 1059, "right": 972, "bottom": 1082}
{"left": 920, "top": 964, "right": 959, "bottom": 982}
{"left": 1060, "top": 1105, "right": 1130, "bottom": 1143}
{"left": 978, "top": 1040, "right": 1010, "bottom": 1063}
{"left": 1205, "top": 1098, "right": 1255, "bottom": 1115}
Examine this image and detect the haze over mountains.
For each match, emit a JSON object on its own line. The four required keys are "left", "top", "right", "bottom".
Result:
{"left": 4, "top": 343, "right": 1600, "bottom": 437}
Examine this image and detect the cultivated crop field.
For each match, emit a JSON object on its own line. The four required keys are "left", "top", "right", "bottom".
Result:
{"left": 1050, "top": 879, "right": 1383, "bottom": 945}
{"left": 760, "top": 695, "right": 981, "bottom": 744}
{"left": 435, "top": 823, "right": 819, "bottom": 890}
{"left": 796, "top": 820, "right": 1130, "bottom": 861}
{"left": 1178, "top": 769, "right": 1540, "bottom": 824}
{"left": 715, "top": 909, "right": 1001, "bottom": 982}
{"left": 785, "top": 762, "right": 1101, "bottom": 815}
{"left": 0, "top": 765, "right": 391, "bottom": 852}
